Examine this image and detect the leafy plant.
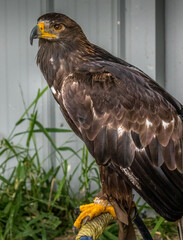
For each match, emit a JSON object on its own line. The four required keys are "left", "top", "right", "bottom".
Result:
{"left": 0, "top": 87, "right": 99, "bottom": 240}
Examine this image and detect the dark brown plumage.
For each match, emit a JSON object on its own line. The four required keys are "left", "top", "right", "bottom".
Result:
{"left": 30, "top": 12, "right": 183, "bottom": 237}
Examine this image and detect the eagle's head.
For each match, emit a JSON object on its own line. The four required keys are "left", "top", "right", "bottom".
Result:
{"left": 30, "top": 12, "right": 87, "bottom": 45}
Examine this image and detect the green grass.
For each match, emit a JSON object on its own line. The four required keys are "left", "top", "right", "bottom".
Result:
{"left": 0, "top": 87, "right": 100, "bottom": 239}
{"left": 0, "top": 87, "right": 179, "bottom": 240}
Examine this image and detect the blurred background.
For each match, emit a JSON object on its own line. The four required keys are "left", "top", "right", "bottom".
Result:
{"left": 0, "top": 0, "right": 183, "bottom": 239}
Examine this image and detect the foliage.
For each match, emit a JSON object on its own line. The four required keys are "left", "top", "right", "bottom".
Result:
{"left": 0, "top": 87, "right": 100, "bottom": 240}
{"left": 0, "top": 87, "right": 178, "bottom": 240}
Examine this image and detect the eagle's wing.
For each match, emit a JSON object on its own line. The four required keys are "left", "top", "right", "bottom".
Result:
{"left": 62, "top": 62, "right": 183, "bottom": 172}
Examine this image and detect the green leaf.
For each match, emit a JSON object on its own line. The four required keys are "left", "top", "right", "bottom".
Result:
{"left": 16, "top": 162, "right": 26, "bottom": 181}
{"left": 27, "top": 213, "right": 48, "bottom": 226}
{"left": 41, "top": 229, "right": 47, "bottom": 240}
{"left": 4, "top": 202, "right": 12, "bottom": 215}
{"left": 0, "top": 151, "right": 26, "bottom": 168}
{"left": 103, "top": 230, "right": 118, "bottom": 240}
{"left": 15, "top": 228, "right": 41, "bottom": 239}
{"left": 138, "top": 202, "right": 148, "bottom": 214}
{"left": 15, "top": 118, "right": 26, "bottom": 126}
{"left": 3, "top": 139, "right": 17, "bottom": 156}
{"left": 29, "top": 197, "right": 65, "bottom": 211}
{"left": 0, "top": 175, "right": 10, "bottom": 185}
{"left": 52, "top": 178, "right": 66, "bottom": 205}
{"left": 14, "top": 128, "right": 72, "bottom": 137}
{"left": 0, "top": 147, "right": 9, "bottom": 156}
{"left": 26, "top": 111, "right": 38, "bottom": 147}
{"left": 57, "top": 146, "right": 82, "bottom": 160}
{"left": 151, "top": 217, "right": 165, "bottom": 237}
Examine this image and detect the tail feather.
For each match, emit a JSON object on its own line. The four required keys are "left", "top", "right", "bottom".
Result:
{"left": 178, "top": 217, "right": 183, "bottom": 240}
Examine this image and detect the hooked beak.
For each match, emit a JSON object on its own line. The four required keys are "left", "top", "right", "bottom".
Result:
{"left": 30, "top": 22, "right": 56, "bottom": 45}
{"left": 30, "top": 25, "right": 38, "bottom": 45}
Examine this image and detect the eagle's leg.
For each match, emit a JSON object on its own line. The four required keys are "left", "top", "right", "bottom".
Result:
{"left": 73, "top": 197, "right": 117, "bottom": 229}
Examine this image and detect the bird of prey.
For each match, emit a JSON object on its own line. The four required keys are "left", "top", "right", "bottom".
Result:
{"left": 30, "top": 13, "right": 183, "bottom": 239}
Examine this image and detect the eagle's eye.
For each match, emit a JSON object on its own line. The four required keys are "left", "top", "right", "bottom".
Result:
{"left": 53, "top": 24, "right": 63, "bottom": 31}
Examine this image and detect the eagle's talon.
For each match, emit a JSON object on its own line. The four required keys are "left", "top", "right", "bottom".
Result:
{"left": 82, "top": 215, "right": 90, "bottom": 225}
{"left": 73, "top": 197, "right": 117, "bottom": 229}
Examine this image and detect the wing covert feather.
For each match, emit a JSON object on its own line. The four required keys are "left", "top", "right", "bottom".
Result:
{"left": 62, "top": 67, "right": 183, "bottom": 172}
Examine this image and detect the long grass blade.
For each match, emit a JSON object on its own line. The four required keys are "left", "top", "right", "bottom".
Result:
{"left": 13, "top": 128, "right": 72, "bottom": 138}
{"left": 151, "top": 217, "right": 165, "bottom": 237}
{"left": 26, "top": 111, "right": 37, "bottom": 147}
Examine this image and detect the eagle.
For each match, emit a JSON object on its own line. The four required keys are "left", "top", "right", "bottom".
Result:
{"left": 30, "top": 13, "right": 183, "bottom": 239}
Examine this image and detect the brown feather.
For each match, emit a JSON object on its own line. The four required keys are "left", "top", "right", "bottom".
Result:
{"left": 131, "top": 131, "right": 143, "bottom": 149}
{"left": 117, "top": 131, "right": 136, "bottom": 168}
{"left": 106, "top": 127, "right": 118, "bottom": 161}
{"left": 157, "top": 120, "right": 174, "bottom": 147}
{"left": 162, "top": 140, "right": 176, "bottom": 170}
{"left": 139, "top": 124, "right": 155, "bottom": 147}
{"left": 175, "top": 140, "right": 183, "bottom": 173}
{"left": 94, "top": 127, "right": 109, "bottom": 165}
{"left": 146, "top": 137, "right": 164, "bottom": 167}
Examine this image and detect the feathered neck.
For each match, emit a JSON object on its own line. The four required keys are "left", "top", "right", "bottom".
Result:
{"left": 36, "top": 38, "right": 95, "bottom": 87}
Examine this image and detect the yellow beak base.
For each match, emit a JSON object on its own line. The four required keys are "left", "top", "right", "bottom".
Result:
{"left": 38, "top": 22, "right": 56, "bottom": 39}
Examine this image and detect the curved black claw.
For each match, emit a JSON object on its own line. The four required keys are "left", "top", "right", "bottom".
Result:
{"left": 73, "top": 214, "right": 90, "bottom": 235}
{"left": 73, "top": 225, "right": 79, "bottom": 235}
{"left": 82, "top": 215, "right": 90, "bottom": 225}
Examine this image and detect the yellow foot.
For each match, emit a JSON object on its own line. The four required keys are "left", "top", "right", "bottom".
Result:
{"left": 74, "top": 197, "right": 117, "bottom": 229}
